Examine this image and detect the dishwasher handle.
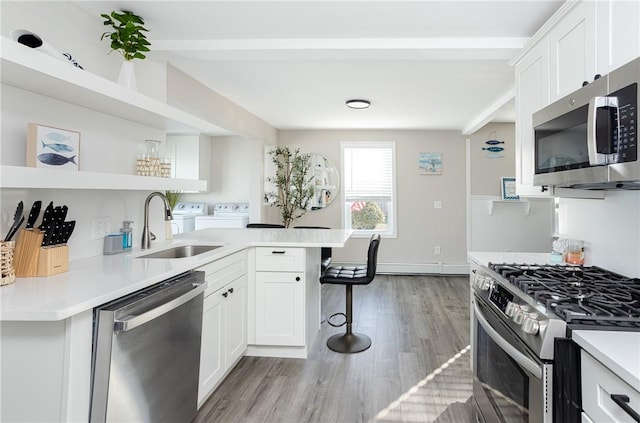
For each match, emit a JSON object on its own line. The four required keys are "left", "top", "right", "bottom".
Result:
{"left": 114, "top": 283, "right": 205, "bottom": 332}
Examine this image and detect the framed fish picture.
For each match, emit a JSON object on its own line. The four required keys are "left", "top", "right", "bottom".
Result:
{"left": 26, "top": 123, "right": 80, "bottom": 171}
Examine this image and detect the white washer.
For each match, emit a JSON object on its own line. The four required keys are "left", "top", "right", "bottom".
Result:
{"left": 195, "top": 203, "right": 249, "bottom": 229}
{"left": 171, "top": 202, "right": 207, "bottom": 235}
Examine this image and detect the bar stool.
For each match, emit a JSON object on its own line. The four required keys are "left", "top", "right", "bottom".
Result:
{"left": 320, "top": 233, "right": 381, "bottom": 353}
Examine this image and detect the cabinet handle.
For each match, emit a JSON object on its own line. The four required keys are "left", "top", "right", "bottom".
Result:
{"left": 222, "top": 292, "right": 228, "bottom": 298}
{"left": 228, "top": 287, "right": 234, "bottom": 294}
{"left": 295, "top": 276, "right": 300, "bottom": 281}
{"left": 611, "top": 394, "right": 640, "bottom": 422}
{"left": 271, "top": 250, "right": 285, "bottom": 254}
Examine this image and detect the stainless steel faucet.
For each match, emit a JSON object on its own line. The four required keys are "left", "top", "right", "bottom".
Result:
{"left": 141, "top": 192, "right": 173, "bottom": 249}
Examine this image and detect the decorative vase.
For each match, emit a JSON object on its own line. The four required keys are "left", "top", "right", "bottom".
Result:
{"left": 118, "top": 60, "right": 137, "bottom": 91}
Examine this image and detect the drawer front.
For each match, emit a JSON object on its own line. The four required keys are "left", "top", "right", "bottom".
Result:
{"left": 255, "top": 247, "right": 305, "bottom": 272}
{"left": 198, "top": 250, "right": 248, "bottom": 296}
{"left": 581, "top": 351, "right": 640, "bottom": 423}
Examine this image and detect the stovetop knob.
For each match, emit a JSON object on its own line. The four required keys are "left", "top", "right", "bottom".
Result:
{"left": 505, "top": 301, "right": 519, "bottom": 317}
{"left": 522, "top": 312, "right": 540, "bottom": 335}
{"left": 512, "top": 305, "right": 531, "bottom": 325}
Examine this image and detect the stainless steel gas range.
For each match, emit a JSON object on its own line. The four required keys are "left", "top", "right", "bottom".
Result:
{"left": 469, "top": 259, "right": 640, "bottom": 423}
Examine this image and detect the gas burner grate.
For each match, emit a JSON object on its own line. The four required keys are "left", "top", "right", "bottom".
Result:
{"left": 488, "top": 262, "right": 640, "bottom": 329}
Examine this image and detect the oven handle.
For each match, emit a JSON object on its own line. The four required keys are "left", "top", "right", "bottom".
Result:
{"left": 474, "top": 301, "right": 543, "bottom": 379}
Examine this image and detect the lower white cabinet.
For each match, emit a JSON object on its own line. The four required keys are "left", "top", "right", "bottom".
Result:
{"left": 197, "top": 251, "right": 248, "bottom": 406}
{"left": 255, "top": 271, "right": 305, "bottom": 345}
{"left": 581, "top": 350, "right": 640, "bottom": 423}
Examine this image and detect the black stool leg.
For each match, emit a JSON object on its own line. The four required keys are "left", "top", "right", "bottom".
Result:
{"left": 326, "top": 284, "right": 372, "bottom": 353}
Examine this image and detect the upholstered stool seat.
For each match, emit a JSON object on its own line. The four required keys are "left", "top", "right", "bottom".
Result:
{"left": 320, "top": 234, "right": 381, "bottom": 353}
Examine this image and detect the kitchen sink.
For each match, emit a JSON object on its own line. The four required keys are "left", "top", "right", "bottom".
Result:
{"left": 137, "top": 245, "right": 222, "bottom": 259}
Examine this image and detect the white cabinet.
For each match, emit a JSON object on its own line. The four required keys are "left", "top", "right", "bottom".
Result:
{"left": 514, "top": 41, "right": 551, "bottom": 197}
{"left": 581, "top": 351, "right": 640, "bottom": 423}
{"left": 254, "top": 247, "right": 306, "bottom": 346}
{"left": 548, "top": 0, "right": 597, "bottom": 102}
{"left": 597, "top": 0, "right": 640, "bottom": 75}
{"left": 197, "top": 251, "right": 248, "bottom": 407}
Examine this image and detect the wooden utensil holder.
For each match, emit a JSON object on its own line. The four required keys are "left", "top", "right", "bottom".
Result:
{"left": 14, "top": 229, "right": 69, "bottom": 277}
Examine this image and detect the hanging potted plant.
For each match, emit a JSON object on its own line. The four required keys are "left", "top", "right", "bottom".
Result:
{"left": 100, "top": 10, "right": 151, "bottom": 90}
{"left": 265, "top": 147, "right": 314, "bottom": 228}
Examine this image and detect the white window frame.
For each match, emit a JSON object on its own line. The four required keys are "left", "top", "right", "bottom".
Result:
{"left": 340, "top": 141, "right": 397, "bottom": 238}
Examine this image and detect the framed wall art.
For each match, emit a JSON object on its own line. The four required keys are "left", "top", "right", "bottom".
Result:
{"left": 418, "top": 152, "right": 442, "bottom": 175}
{"left": 26, "top": 123, "right": 80, "bottom": 171}
{"left": 501, "top": 177, "right": 519, "bottom": 200}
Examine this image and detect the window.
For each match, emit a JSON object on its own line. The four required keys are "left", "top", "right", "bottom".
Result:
{"left": 341, "top": 142, "right": 396, "bottom": 237}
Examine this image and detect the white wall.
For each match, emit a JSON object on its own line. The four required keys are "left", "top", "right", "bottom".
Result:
{"left": 559, "top": 191, "right": 640, "bottom": 277}
{"left": 467, "top": 122, "right": 554, "bottom": 253}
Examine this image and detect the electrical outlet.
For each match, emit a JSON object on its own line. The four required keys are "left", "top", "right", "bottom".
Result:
{"left": 434, "top": 246, "right": 441, "bottom": 255}
{"left": 92, "top": 217, "right": 111, "bottom": 240}
{"left": 434, "top": 200, "right": 442, "bottom": 209}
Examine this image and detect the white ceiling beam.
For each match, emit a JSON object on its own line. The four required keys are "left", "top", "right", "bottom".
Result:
{"left": 461, "top": 88, "right": 515, "bottom": 135}
{"left": 152, "top": 37, "right": 529, "bottom": 51}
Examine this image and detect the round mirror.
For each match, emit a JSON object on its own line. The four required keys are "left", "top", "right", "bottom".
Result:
{"left": 309, "top": 154, "right": 339, "bottom": 210}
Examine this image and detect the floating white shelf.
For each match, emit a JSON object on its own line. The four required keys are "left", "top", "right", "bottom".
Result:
{"left": 1, "top": 165, "right": 207, "bottom": 191}
{"left": 489, "top": 199, "right": 531, "bottom": 215}
{"left": 0, "top": 37, "right": 232, "bottom": 136}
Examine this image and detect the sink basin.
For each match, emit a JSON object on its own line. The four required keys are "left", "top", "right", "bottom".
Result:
{"left": 138, "top": 245, "right": 222, "bottom": 259}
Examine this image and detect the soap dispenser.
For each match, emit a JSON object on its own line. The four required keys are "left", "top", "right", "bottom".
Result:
{"left": 121, "top": 221, "right": 133, "bottom": 250}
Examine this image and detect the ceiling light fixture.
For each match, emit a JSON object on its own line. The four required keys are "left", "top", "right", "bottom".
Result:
{"left": 346, "top": 99, "right": 370, "bottom": 109}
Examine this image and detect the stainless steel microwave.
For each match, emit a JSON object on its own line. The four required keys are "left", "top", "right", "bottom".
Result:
{"left": 532, "top": 57, "right": 639, "bottom": 189}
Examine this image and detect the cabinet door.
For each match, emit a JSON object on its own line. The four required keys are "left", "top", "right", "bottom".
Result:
{"left": 597, "top": 0, "right": 640, "bottom": 74}
{"left": 548, "top": 0, "right": 597, "bottom": 101}
{"left": 198, "top": 290, "right": 224, "bottom": 404}
{"left": 224, "top": 274, "right": 248, "bottom": 365}
{"left": 255, "top": 271, "right": 305, "bottom": 346}
{"left": 515, "top": 41, "right": 551, "bottom": 197}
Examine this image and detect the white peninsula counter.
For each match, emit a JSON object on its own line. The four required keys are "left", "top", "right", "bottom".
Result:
{"left": 0, "top": 227, "right": 351, "bottom": 423}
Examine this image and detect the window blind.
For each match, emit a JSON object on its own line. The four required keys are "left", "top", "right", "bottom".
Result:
{"left": 343, "top": 146, "right": 393, "bottom": 201}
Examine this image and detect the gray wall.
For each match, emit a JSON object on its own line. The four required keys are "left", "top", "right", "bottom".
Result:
{"left": 275, "top": 130, "right": 468, "bottom": 272}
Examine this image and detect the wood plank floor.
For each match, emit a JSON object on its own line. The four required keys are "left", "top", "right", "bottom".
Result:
{"left": 194, "top": 274, "right": 476, "bottom": 423}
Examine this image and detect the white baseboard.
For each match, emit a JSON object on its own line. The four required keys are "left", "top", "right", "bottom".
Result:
{"left": 334, "top": 262, "right": 469, "bottom": 275}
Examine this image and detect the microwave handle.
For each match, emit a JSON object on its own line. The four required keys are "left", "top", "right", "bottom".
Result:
{"left": 587, "top": 96, "right": 619, "bottom": 166}
{"left": 473, "top": 301, "right": 543, "bottom": 379}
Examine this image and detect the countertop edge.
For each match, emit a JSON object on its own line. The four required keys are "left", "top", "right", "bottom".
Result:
{"left": 572, "top": 330, "right": 640, "bottom": 391}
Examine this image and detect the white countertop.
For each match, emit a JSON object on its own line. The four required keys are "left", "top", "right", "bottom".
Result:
{"left": 468, "top": 251, "right": 552, "bottom": 267}
{"left": 0, "top": 228, "right": 352, "bottom": 322}
{"left": 572, "top": 330, "right": 640, "bottom": 391}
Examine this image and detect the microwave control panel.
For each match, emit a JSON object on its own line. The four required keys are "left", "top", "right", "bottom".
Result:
{"left": 612, "top": 83, "right": 637, "bottom": 161}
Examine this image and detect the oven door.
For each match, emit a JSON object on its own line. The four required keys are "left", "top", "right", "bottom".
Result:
{"left": 472, "top": 295, "right": 553, "bottom": 423}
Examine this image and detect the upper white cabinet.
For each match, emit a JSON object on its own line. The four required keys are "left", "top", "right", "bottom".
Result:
{"left": 515, "top": 41, "right": 551, "bottom": 197}
{"left": 548, "top": 0, "right": 597, "bottom": 102}
{"left": 512, "top": 0, "right": 639, "bottom": 197}
{"left": 597, "top": 0, "right": 640, "bottom": 74}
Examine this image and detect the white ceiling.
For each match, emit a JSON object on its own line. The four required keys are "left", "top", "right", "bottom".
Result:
{"left": 73, "top": 1, "right": 564, "bottom": 133}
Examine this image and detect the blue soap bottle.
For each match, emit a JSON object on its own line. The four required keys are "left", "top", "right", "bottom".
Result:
{"left": 121, "top": 221, "right": 133, "bottom": 250}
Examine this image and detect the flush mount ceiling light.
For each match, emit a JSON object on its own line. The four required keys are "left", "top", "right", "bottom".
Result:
{"left": 346, "top": 99, "right": 370, "bottom": 109}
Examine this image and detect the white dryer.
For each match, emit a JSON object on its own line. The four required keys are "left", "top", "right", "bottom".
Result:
{"left": 195, "top": 203, "right": 249, "bottom": 229}
{"left": 171, "top": 202, "right": 207, "bottom": 235}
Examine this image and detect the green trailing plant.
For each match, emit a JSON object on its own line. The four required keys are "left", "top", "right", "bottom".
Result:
{"left": 351, "top": 202, "right": 386, "bottom": 229}
{"left": 265, "top": 147, "right": 314, "bottom": 228}
{"left": 101, "top": 10, "right": 151, "bottom": 61}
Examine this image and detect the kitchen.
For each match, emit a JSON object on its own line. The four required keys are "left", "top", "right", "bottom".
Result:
{"left": 1, "top": 1, "right": 639, "bottom": 422}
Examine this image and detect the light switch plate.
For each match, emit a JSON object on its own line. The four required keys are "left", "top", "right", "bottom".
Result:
{"left": 92, "top": 217, "right": 111, "bottom": 240}
{"left": 434, "top": 201, "right": 442, "bottom": 209}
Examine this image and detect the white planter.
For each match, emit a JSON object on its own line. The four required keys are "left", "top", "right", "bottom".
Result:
{"left": 117, "top": 60, "right": 137, "bottom": 91}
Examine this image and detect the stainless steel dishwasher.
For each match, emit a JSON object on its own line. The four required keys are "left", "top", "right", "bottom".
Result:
{"left": 90, "top": 271, "right": 205, "bottom": 423}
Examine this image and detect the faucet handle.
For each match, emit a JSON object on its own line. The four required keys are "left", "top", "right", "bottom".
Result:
{"left": 150, "top": 231, "right": 156, "bottom": 241}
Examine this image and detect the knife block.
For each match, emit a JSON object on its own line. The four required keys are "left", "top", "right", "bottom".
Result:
{"left": 14, "top": 229, "right": 69, "bottom": 277}
{"left": 37, "top": 245, "right": 69, "bottom": 276}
